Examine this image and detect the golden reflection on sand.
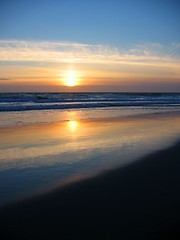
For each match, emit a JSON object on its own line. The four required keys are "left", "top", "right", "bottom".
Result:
{"left": 67, "top": 120, "right": 79, "bottom": 132}
{"left": 1, "top": 112, "right": 180, "bottom": 207}
{"left": 0, "top": 113, "right": 180, "bottom": 170}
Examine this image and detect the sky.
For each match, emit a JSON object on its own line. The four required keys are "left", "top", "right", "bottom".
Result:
{"left": 0, "top": 0, "right": 180, "bottom": 92}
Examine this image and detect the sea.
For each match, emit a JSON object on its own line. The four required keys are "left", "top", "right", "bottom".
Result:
{"left": 0, "top": 92, "right": 180, "bottom": 206}
{"left": 0, "top": 92, "right": 180, "bottom": 127}
{"left": 0, "top": 92, "right": 180, "bottom": 112}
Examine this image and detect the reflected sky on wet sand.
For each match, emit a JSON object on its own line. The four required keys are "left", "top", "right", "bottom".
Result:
{"left": 0, "top": 112, "right": 180, "bottom": 205}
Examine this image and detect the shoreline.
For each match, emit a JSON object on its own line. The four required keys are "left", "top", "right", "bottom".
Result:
{"left": 0, "top": 107, "right": 180, "bottom": 128}
{"left": 1, "top": 140, "right": 180, "bottom": 240}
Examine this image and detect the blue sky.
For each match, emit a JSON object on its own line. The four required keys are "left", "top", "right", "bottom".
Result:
{"left": 0, "top": 0, "right": 180, "bottom": 91}
{"left": 1, "top": 0, "right": 179, "bottom": 46}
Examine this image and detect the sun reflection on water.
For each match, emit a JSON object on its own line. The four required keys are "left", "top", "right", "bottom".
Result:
{"left": 67, "top": 120, "right": 79, "bottom": 132}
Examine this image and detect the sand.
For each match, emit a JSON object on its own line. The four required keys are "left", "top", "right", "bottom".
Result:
{"left": 0, "top": 140, "right": 180, "bottom": 240}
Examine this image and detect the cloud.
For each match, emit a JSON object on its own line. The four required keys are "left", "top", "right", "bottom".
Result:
{"left": 128, "top": 42, "right": 180, "bottom": 59}
{"left": 0, "top": 40, "right": 179, "bottom": 70}
{"left": 0, "top": 40, "right": 117, "bottom": 63}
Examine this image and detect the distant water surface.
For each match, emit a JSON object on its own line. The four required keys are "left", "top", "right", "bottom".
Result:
{"left": 0, "top": 92, "right": 180, "bottom": 112}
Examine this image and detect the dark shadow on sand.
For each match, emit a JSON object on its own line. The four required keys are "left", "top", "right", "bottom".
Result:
{"left": 0, "top": 141, "right": 180, "bottom": 240}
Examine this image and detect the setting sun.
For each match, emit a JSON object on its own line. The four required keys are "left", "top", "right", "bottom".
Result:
{"left": 64, "top": 71, "right": 78, "bottom": 87}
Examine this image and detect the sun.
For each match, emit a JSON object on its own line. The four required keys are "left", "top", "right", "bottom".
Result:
{"left": 64, "top": 71, "right": 78, "bottom": 87}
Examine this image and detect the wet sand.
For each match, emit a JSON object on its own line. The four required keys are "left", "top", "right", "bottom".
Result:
{"left": 0, "top": 140, "right": 180, "bottom": 240}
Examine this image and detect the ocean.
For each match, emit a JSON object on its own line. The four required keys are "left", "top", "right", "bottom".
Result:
{"left": 0, "top": 92, "right": 180, "bottom": 206}
{"left": 0, "top": 92, "right": 180, "bottom": 127}
{"left": 0, "top": 92, "right": 180, "bottom": 112}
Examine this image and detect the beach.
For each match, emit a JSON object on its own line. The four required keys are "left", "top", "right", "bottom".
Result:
{"left": 0, "top": 138, "right": 180, "bottom": 240}
{"left": 0, "top": 110, "right": 180, "bottom": 206}
{"left": 0, "top": 93, "right": 180, "bottom": 239}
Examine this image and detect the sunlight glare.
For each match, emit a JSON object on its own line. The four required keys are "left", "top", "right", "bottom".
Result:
{"left": 64, "top": 71, "right": 78, "bottom": 87}
{"left": 68, "top": 120, "right": 78, "bottom": 132}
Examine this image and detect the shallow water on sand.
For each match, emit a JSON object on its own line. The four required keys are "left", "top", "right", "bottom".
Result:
{"left": 0, "top": 110, "right": 180, "bottom": 206}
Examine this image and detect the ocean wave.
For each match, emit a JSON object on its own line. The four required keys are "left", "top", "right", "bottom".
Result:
{"left": 0, "top": 93, "right": 180, "bottom": 112}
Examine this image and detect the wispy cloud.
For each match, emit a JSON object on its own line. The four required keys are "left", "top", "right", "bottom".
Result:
{"left": 0, "top": 40, "right": 179, "bottom": 68}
